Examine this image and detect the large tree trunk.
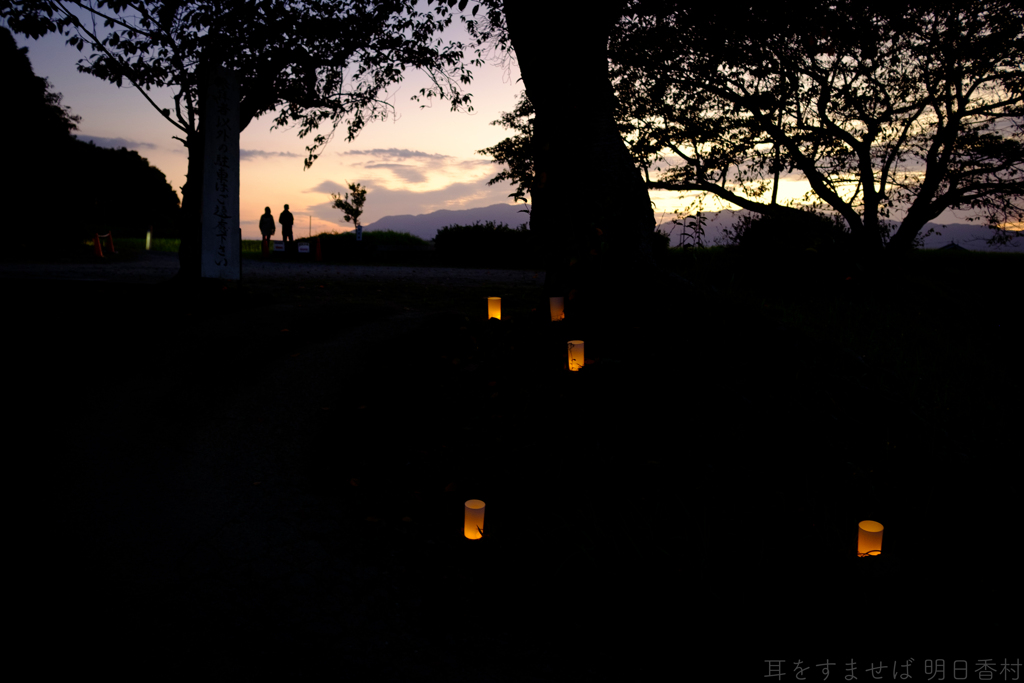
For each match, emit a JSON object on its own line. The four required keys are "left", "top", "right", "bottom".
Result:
{"left": 885, "top": 215, "right": 929, "bottom": 256}
{"left": 176, "top": 128, "right": 204, "bottom": 280}
{"left": 176, "top": 54, "right": 224, "bottom": 282}
{"left": 503, "top": 0, "right": 658, "bottom": 320}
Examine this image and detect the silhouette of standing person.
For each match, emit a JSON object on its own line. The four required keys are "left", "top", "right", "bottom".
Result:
{"left": 259, "top": 206, "right": 275, "bottom": 246}
{"left": 279, "top": 204, "right": 294, "bottom": 243}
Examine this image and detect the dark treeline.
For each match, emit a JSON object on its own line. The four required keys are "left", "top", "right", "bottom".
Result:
{"left": 62, "top": 141, "right": 182, "bottom": 241}
{"left": 2, "top": 26, "right": 180, "bottom": 253}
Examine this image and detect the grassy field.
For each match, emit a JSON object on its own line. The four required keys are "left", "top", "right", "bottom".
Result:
{"left": 111, "top": 230, "right": 431, "bottom": 253}
{"left": 104, "top": 235, "right": 438, "bottom": 265}
{"left": 107, "top": 236, "right": 266, "bottom": 254}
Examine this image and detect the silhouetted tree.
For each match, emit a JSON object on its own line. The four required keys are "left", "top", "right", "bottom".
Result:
{"left": 476, "top": 90, "right": 534, "bottom": 205}
{"left": 70, "top": 141, "right": 181, "bottom": 239}
{"left": 2, "top": 25, "right": 179, "bottom": 251}
{"left": 498, "top": 0, "right": 659, "bottom": 312}
{"left": 475, "top": 1, "right": 1023, "bottom": 268}
{"left": 4, "top": 0, "right": 482, "bottom": 277}
{"left": 1, "top": 25, "right": 80, "bottom": 137}
{"left": 2, "top": 25, "right": 81, "bottom": 251}
{"left": 610, "top": 0, "right": 1024, "bottom": 260}
{"left": 331, "top": 182, "right": 366, "bottom": 233}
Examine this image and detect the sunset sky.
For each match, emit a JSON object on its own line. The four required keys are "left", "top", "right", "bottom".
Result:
{"left": 10, "top": 18, "right": 1000, "bottom": 242}
{"left": 11, "top": 17, "right": 823, "bottom": 242}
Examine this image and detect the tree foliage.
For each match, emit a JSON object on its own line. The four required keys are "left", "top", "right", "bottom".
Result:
{"left": 476, "top": 90, "right": 533, "bottom": 204}
{"left": 610, "top": 0, "right": 1024, "bottom": 255}
{"left": 72, "top": 141, "right": 182, "bottom": 238}
{"left": 477, "top": 0, "right": 1024, "bottom": 257}
{"left": 1, "top": 25, "right": 82, "bottom": 139}
{"left": 3, "top": 0, "right": 483, "bottom": 167}
{"left": 1, "top": 25, "right": 179, "bottom": 250}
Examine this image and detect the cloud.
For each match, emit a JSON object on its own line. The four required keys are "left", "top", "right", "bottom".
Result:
{"left": 342, "top": 148, "right": 451, "bottom": 161}
{"left": 364, "top": 163, "right": 427, "bottom": 184}
{"left": 340, "top": 148, "right": 494, "bottom": 186}
{"left": 240, "top": 149, "right": 302, "bottom": 161}
{"left": 306, "top": 180, "right": 349, "bottom": 194}
{"left": 75, "top": 135, "right": 157, "bottom": 150}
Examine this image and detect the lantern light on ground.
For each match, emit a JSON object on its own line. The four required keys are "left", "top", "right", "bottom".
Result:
{"left": 858, "top": 520, "right": 884, "bottom": 556}
{"left": 549, "top": 297, "right": 565, "bottom": 321}
{"left": 568, "top": 340, "right": 585, "bottom": 371}
{"left": 465, "top": 499, "right": 486, "bottom": 539}
{"left": 488, "top": 297, "right": 501, "bottom": 320}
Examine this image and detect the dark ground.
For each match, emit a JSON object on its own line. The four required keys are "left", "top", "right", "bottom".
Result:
{"left": 7, "top": 262, "right": 1019, "bottom": 679}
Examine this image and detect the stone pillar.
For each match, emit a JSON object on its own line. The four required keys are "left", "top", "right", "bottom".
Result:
{"left": 201, "top": 65, "right": 241, "bottom": 280}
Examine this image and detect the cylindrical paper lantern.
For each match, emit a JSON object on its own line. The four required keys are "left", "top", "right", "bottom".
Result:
{"left": 465, "top": 499, "right": 486, "bottom": 539}
{"left": 145, "top": 230, "right": 152, "bottom": 251}
{"left": 568, "top": 340, "right": 585, "bottom": 371}
{"left": 549, "top": 297, "right": 565, "bottom": 321}
{"left": 858, "top": 520, "right": 884, "bottom": 556}
{"left": 488, "top": 297, "right": 501, "bottom": 320}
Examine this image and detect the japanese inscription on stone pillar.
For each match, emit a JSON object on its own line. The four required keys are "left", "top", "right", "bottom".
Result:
{"left": 201, "top": 65, "right": 241, "bottom": 280}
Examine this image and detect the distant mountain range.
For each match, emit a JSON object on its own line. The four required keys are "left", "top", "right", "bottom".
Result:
{"left": 364, "top": 203, "right": 1023, "bottom": 252}
{"left": 657, "top": 209, "right": 1024, "bottom": 252}
{"left": 363, "top": 203, "right": 532, "bottom": 241}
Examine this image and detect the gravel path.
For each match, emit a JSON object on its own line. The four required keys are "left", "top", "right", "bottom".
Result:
{"left": 0, "top": 250, "right": 546, "bottom": 287}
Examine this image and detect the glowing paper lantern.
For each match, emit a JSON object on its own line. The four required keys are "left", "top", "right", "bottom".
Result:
{"left": 145, "top": 230, "right": 152, "bottom": 251}
{"left": 488, "top": 297, "right": 501, "bottom": 320}
{"left": 568, "top": 340, "right": 585, "bottom": 371}
{"left": 549, "top": 297, "right": 565, "bottom": 321}
{"left": 465, "top": 499, "right": 486, "bottom": 540}
{"left": 858, "top": 520, "right": 884, "bottom": 556}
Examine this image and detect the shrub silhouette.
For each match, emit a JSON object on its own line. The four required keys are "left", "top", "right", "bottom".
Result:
{"left": 733, "top": 211, "right": 847, "bottom": 255}
{"left": 313, "top": 229, "right": 430, "bottom": 263}
{"left": 433, "top": 221, "right": 539, "bottom": 268}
